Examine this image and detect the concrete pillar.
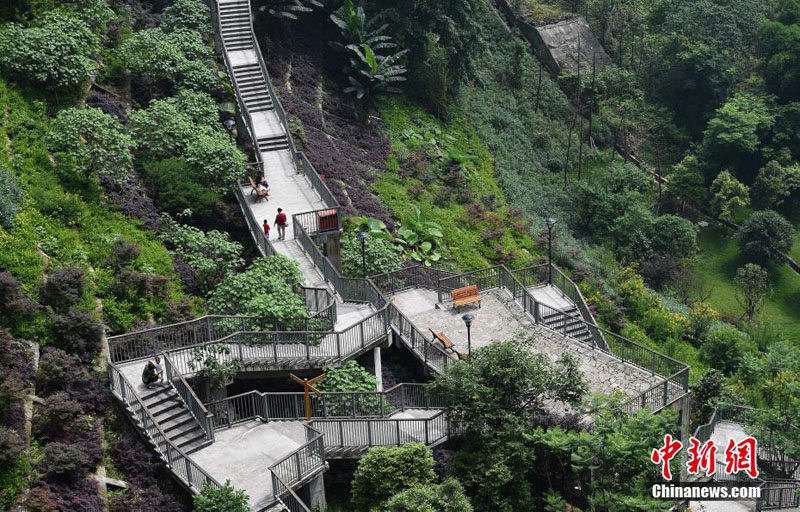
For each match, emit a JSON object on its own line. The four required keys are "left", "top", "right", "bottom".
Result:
{"left": 307, "top": 473, "right": 327, "bottom": 511}
{"left": 373, "top": 347, "right": 383, "bottom": 391}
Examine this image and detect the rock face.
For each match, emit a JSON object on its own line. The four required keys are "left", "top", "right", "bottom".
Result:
{"left": 533, "top": 16, "right": 613, "bottom": 74}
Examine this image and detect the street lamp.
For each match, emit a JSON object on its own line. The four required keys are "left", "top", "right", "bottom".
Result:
{"left": 462, "top": 313, "right": 475, "bottom": 357}
{"left": 546, "top": 217, "right": 557, "bottom": 285}
{"left": 223, "top": 118, "right": 236, "bottom": 140}
{"left": 357, "top": 231, "right": 368, "bottom": 278}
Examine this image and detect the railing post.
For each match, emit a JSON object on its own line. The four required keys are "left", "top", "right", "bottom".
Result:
{"left": 360, "top": 322, "right": 365, "bottom": 348}
{"left": 305, "top": 339, "right": 310, "bottom": 361}
{"left": 368, "top": 420, "right": 373, "bottom": 446}
{"left": 186, "top": 458, "right": 193, "bottom": 488}
{"left": 663, "top": 380, "right": 669, "bottom": 407}
{"left": 336, "top": 334, "right": 341, "bottom": 358}
{"left": 352, "top": 394, "right": 357, "bottom": 418}
{"left": 395, "top": 420, "right": 401, "bottom": 446}
{"left": 339, "top": 420, "right": 344, "bottom": 447}
{"left": 296, "top": 452, "right": 302, "bottom": 482}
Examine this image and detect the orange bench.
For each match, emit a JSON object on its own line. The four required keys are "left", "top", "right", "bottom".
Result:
{"left": 429, "top": 329, "right": 455, "bottom": 352}
{"left": 450, "top": 285, "right": 481, "bottom": 311}
{"left": 249, "top": 176, "right": 269, "bottom": 202}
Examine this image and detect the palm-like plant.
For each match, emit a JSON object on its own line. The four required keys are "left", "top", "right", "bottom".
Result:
{"left": 344, "top": 43, "right": 408, "bottom": 104}
{"left": 330, "top": 0, "right": 393, "bottom": 51}
{"left": 258, "top": 0, "right": 321, "bottom": 20}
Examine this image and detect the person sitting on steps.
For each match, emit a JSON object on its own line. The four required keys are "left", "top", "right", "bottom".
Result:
{"left": 142, "top": 356, "right": 164, "bottom": 388}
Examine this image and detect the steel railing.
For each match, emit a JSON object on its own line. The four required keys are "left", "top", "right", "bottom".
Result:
{"left": 269, "top": 424, "right": 326, "bottom": 489}
{"left": 436, "top": 265, "right": 689, "bottom": 413}
{"left": 204, "top": 383, "right": 444, "bottom": 427}
{"left": 163, "top": 353, "right": 215, "bottom": 442}
{"left": 107, "top": 363, "right": 220, "bottom": 493}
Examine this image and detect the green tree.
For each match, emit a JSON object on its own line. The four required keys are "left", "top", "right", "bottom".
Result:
{"left": 383, "top": 478, "right": 473, "bottom": 512}
{"left": 703, "top": 93, "right": 775, "bottom": 157}
{"left": 430, "top": 335, "right": 587, "bottom": 436}
{"left": 758, "top": 0, "right": 800, "bottom": 102}
{"left": 734, "top": 263, "right": 770, "bottom": 321}
{"left": 159, "top": 214, "right": 244, "bottom": 294}
{"left": 701, "top": 324, "right": 750, "bottom": 375}
{"left": 710, "top": 170, "right": 750, "bottom": 222}
{"left": 259, "top": 0, "right": 321, "bottom": 20}
{"left": 46, "top": 107, "right": 133, "bottom": 182}
{"left": 736, "top": 210, "right": 795, "bottom": 264}
{"left": 340, "top": 233, "right": 402, "bottom": 278}
{"left": 317, "top": 361, "right": 378, "bottom": 392}
{"left": 751, "top": 160, "right": 800, "bottom": 209}
{"left": 0, "top": 12, "right": 98, "bottom": 89}
{"left": 184, "top": 130, "right": 246, "bottom": 194}
{"left": 194, "top": 480, "right": 250, "bottom": 512}
{"left": 527, "top": 397, "right": 679, "bottom": 511}
{"left": 162, "top": 0, "right": 212, "bottom": 33}
{"left": 207, "top": 256, "right": 307, "bottom": 319}
{"left": 651, "top": 214, "right": 698, "bottom": 258}
{"left": 351, "top": 444, "right": 436, "bottom": 512}
{"left": 188, "top": 344, "right": 242, "bottom": 392}
{"left": 142, "top": 158, "right": 220, "bottom": 217}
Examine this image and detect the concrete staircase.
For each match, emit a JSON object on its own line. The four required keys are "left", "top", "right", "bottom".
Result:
{"left": 218, "top": 0, "right": 254, "bottom": 51}
{"left": 140, "top": 385, "right": 211, "bottom": 454}
{"left": 540, "top": 305, "right": 594, "bottom": 344}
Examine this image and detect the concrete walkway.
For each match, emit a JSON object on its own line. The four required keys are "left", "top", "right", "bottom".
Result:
{"left": 191, "top": 420, "right": 308, "bottom": 511}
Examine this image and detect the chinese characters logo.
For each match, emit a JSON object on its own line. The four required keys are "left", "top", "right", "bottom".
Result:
{"left": 651, "top": 435, "right": 759, "bottom": 480}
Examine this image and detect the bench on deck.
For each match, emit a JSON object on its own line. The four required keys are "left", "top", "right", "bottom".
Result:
{"left": 248, "top": 176, "right": 269, "bottom": 202}
{"left": 450, "top": 285, "right": 481, "bottom": 311}
{"left": 428, "top": 329, "right": 455, "bottom": 353}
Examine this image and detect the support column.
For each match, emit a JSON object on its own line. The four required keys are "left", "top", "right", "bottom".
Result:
{"left": 373, "top": 347, "right": 383, "bottom": 391}
{"left": 307, "top": 473, "right": 327, "bottom": 511}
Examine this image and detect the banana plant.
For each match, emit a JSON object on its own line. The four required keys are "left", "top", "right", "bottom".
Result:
{"left": 344, "top": 43, "right": 408, "bottom": 103}
{"left": 330, "top": 0, "right": 393, "bottom": 51}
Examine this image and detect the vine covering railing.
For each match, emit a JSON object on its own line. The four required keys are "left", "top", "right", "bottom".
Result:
{"left": 107, "top": 364, "right": 220, "bottom": 493}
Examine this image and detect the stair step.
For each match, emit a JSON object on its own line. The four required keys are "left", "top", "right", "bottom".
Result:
{"left": 181, "top": 437, "right": 213, "bottom": 455}
{"left": 149, "top": 399, "right": 184, "bottom": 417}
{"left": 173, "top": 430, "right": 207, "bottom": 449}
{"left": 161, "top": 411, "right": 198, "bottom": 433}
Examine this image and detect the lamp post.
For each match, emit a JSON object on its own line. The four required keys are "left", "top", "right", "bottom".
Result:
{"left": 357, "top": 231, "right": 368, "bottom": 278}
{"left": 223, "top": 118, "right": 236, "bottom": 140}
{"left": 546, "top": 217, "right": 557, "bottom": 285}
{"left": 462, "top": 314, "right": 474, "bottom": 357}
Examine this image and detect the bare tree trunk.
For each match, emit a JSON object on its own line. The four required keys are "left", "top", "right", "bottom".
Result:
{"left": 564, "top": 111, "right": 577, "bottom": 187}
{"left": 535, "top": 58, "right": 543, "bottom": 112}
{"left": 589, "top": 53, "right": 596, "bottom": 149}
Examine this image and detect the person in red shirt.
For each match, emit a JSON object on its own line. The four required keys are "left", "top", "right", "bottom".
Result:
{"left": 263, "top": 219, "right": 270, "bottom": 239}
{"left": 274, "top": 208, "right": 287, "bottom": 240}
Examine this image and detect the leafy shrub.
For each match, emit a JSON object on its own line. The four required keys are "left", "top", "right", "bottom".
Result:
{"left": 46, "top": 107, "right": 133, "bottom": 182}
{"left": 340, "top": 233, "right": 402, "bottom": 278}
{"left": 0, "top": 166, "right": 22, "bottom": 229}
{"left": 0, "top": 273, "right": 40, "bottom": 328}
{"left": 701, "top": 325, "right": 750, "bottom": 375}
{"left": 36, "top": 348, "right": 81, "bottom": 396}
{"left": 183, "top": 130, "right": 245, "bottom": 194}
{"left": 162, "top": 0, "right": 212, "bottom": 33}
{"left": 383, "top": 477, "right": 473, "bottom": 512}
{"left": 736, "top": 210, "right": 795, "bottom": 264}
{"left": 18, "top": 485, "right": 58, "bottom": 512}
{"left": 640, "top": 255, "right": 680, "bottom": 290}
{"left": 142, "top": 158, "right": 220, "bottom": 217}
{"left": 650, "top": 214, "right": 698, "bottom": 258}
{"left": 640, "top": 307, "right": 689, "bottom": 342}
{"left": 29, "top": 187, "right": 86, "bottom": 227}
{"left": 194, "top": 480, "right": 250, "bottom": 512}
{"left": 0, "top": 427, "right": 24, "bottom": 466}
{"left": 318, "top": 361, "right": 377, "bottom": 392}
{"left": 752, "top": 160, "right": 800, "bottom": 209}
{"left": 42, "top": 442, "right": 89, "bottom": 479}
{"left": 38, "top": 267, "right": 86, "bottom": 313}
{"left": 207, "top": 256, "right": 306, "bottom": 319}
{"left": 50, "top": 310, "right": 103, "bottom": 358}
{"left": 159, "top": 214, "right": 243, "bottom": 293}
{"left": 352, "top": 444, "right": 436, "bottom": 512}
{"left": 0, "top": 12, "right": 98, "bottom": 89}
{"left": 34, "top": 392, "right": 83, "bottom": 440}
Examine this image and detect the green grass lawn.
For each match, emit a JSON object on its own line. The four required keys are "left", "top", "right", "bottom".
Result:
{"left": 693, "top": 225, "right": 800, "bottom": 341}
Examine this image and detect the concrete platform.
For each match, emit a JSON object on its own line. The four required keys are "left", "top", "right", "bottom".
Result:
{"left": 390, "top": 288, "right": 661, "bottom": 401}
{"left": 528, "top": 284, "right": 574, "bottom": 311}
{"left": 191, "top": 420, "right": 307, "bottom": 510}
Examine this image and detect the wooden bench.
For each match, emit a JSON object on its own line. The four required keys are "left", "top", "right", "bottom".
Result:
{"left": 450, "top": 285, "right": 481, "bottom": 311}
{"left": 429, "top": 329, "right": 455, "bottom": 352}
{"left": 248, "top": 176, "right": 269, "bottom": 202}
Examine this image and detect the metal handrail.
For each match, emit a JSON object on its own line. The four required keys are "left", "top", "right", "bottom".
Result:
{"left": 107, "top": 363, "right": 221, "bottom": 492}
{"left": 163, "top": 353, "right": 215, "bottom": 442}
